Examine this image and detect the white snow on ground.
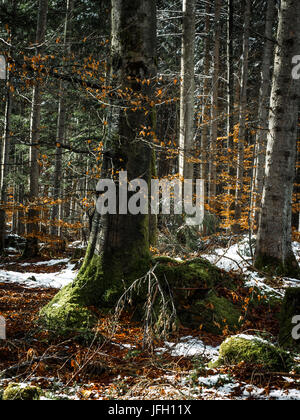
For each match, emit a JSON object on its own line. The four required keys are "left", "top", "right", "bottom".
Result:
{"left": 202, "top": 238, "right": 300, "bottom": 298}
{"left": 152, "top": 335, "right": 300, "bottom": 400}
{"left": 0, "top": 262, "right": 77, "bottom": 289}
{"left": 20, "top": 259, "right": 70, "bottom": 267}
{"left": 156, "top": 336, "right": 219, "bottom": 360}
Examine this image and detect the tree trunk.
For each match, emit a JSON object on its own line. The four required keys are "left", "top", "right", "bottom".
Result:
{"left": 179, "top": 0, "right": 195, "bottom": 181}
{"left": 40, "top": 0, "right": 158, "bottom": 332}
{"left": 51, "top": 0, "right": 73, "bottom": 238}
{"left": 209, "top": 0, "right": 221, "bottom": 203}
{"left": 0, "top": 83, "right": 12, "bottom": 252}
{"left": 233, "top": 0, "right": 250, "bottom": 232}
{"left": 0, "top": 0, "right": 16, "bottom": 253}
{"left": 255, "top": 0, "right": 300, "bottom": 278}
{"left": 201, "top": 3, "right": 211, "bottom": 200}
{"left": 251, "top": 0, "right": 276, "bottom": 230}
{"left": 23, "top": 0, "right": 48, "bottom": 258}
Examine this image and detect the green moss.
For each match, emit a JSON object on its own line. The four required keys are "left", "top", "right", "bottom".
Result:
{"left": 153, "top": 257, "right": 241, "bottom": 333}
{"left": 39, "top": 283, "right": 98, "bottom": 337}
{"left": 40, "top": 249, "right": 243, "bottom": 340}
{"left": 210, "top": 336, "right": 293, "bottom": 372}
{"left": 3, "top": 383, "right": 42, "bottom": 400}
{"left": 279, "top": 288, "right": 300, "bottom": 350}
{"left": 193, "top": 293, "right": 240, "bottom": 334}
{"left": 40, "top": 241, "right": 151, "bottom": 334}
{"left": 255, "top": 253, "right": 300, "bottom": 279}
{"left": 154, "top": 257, "right": 235, "bottom": 290}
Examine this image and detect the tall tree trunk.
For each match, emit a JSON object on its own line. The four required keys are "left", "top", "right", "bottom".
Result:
{"left": 209, "top": 0, "right": 221, "bottom": 203}
{"left": 40, "top": 0, "right": 158, "bottom": 331}
{"left": 23, "top": 0, "right": 48, "bottom": 258}
{"left": 226, "top": 0, "right": 234, "bottom": 176}
{"left": 233, "top": 0, "right": 250, "bottom": 232}
{"left": 201, "top": 3, "right": 211, "bottom": 200}
{"left": 0, "top": 0, "right": 16, "bottom": 253}
{"left": 51, "top": 0, "right": 74, "bottom": 238}
{"left": 179, "top": 0, "right": 195, "bottom": 180}
{"left": 255, "top": 0, "right": 300, "bottom": 278}
{"left": 251, "top": 0, "right": 276, "bottom": 230}
{"left": 0, "top": 78, "right": 12, "bottom": 252}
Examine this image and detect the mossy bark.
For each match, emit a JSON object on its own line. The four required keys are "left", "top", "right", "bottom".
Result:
{"left": 40, "top": 0, "right": 157, "bottom": 336}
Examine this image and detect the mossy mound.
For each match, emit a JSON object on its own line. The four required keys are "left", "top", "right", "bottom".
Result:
{"left": 186, "top": 292, "right": 241, "bottom": 335}
{"left": 154, "top": 257, "right": 241, "bottom": 334}
{"left": 210, "top": 335, "right": 293, "bottom": 372}
{"left": 3, "top": 383, "right": 42, "bottom": 400}
{"left": 279, "top": 288, "right": 300, "bottom": 350}
{"left": 154, "top": 257, "right": 235, "bottom": 290}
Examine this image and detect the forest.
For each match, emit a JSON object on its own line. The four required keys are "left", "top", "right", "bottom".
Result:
{"left": 0, "top": 0, "right": 299, "bottom": 403}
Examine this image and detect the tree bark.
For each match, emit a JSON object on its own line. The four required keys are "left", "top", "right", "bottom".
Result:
{"left": 40, "top": 0, "right": 158, "bottom": 331}
{"left": 0, "top": 80, "right": 12, "bottom": 252}
{"left": 255, "top": 0, "right": 300, "bottom": 278}
{"left": 179, "top": 0, "right": 195, "bottom": 181}
{"left": 251, "top": 0, "right": 276, "bottom": 230}
{"left": 23, "top": 0, "right": 48, "bottom": 258}
{"left": 201, "top": 3, "right": 211, "bottom": 200}
{"left": 233, "top": 0, "right": 250, "bottom": 232}
{"left": 0, "top": 0, "right": 16, "bottom": 253}
{"left": 209, "top": 0, "right": 221, "bottom": 203}
{"left": 51, "top": 0, "right": 74, "bottom": 238}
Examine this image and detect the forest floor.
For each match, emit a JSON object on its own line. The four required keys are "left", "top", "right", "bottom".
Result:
{"left": 0, "top": 237, "right": 300, "bottom": 400}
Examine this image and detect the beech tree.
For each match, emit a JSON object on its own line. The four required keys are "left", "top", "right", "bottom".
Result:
{"left": 40, "top": 0, "right": 159, "bottom": 330}
{"left": 255, "top": 0, "right": 300, "bottom": 278}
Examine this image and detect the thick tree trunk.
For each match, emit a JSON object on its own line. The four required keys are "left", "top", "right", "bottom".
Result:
{"left": 255, "top": 0, "right": 300, "bottom": 278}
{"left": 251, "top": 0, "right": 276, "bottom": 230}
{"left": 23, "top": 0, "right": 48, "bottom": 258}
{"left": 179, "top": 0, "right": 195, "bottom": 181}
{"left": 40, "top": 0, "right": 158, "bottom": 332}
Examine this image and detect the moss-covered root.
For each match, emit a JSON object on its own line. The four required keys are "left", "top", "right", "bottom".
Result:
{"left": 39, "top": 252, "right": 105, "bottom": 337}
{"left": 3, "top": 383, "right": 42, "bottom": 400}
{"left": 210, "top": 335, "right": 293, "bottom": 372}
{"left": 279, "top": 288, "right": 300, "bottom": 350}
{"left": 39, "top": 283, "right": 98, "bottom": 338}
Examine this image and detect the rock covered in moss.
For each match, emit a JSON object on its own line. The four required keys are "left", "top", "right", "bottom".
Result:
{"left": 3, "top": 383, "right": 42, "bottom": 400}
{"left": 279, "top": 288, "right": 300, "bottom": 350}
{"left": 210, "top": 335, "right": 293, "bottom": 372}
